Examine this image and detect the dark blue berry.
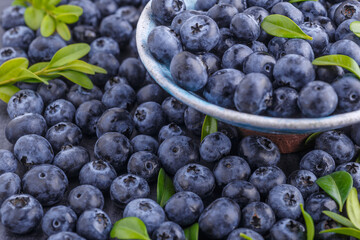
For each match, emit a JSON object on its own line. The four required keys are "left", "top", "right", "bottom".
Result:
{"left": 336, "top": 162, "right": 360, "bottom": 190}
{"left": 267, "top": 87, "right": 299, "bottom": 118}
{"left": 133, "top": 102, "right": 166, "bottom": 136}
{"left": 75, "top": 100, "right": 106, "bottom": 136}
{"left": 76, "top": 208, "right": 112, "bottom": 240}
{"left": 79, "top": 160, "right": 117, "bottom": 191}
{"left": 36, "top": 79, "right": 68, "bottom": 105}
{"left": 270, "top": 2, "right": 304, "bottom": 24}
{"left": 305, "top": 192, "right": 339, "bottom": 223}
{"left": 2, "top": 26, "right": 34, "bottom": 50}
{"left": 136, "top": 84, "right": 167, "bottom": 105}
{"left": 300, "top": 22, "right": 329, "bottom": 57}
{"left": 44, "top": 99, "right": 76, "bottom": 126}
{"left": 89, "top": 37, "right": 120, "bottom": 58}
{"left": 162, "top": 97, "right": 187, "bottom": 125}
{"left": 222, "top": 44, "right": 253, "bottom": 71}
{"left": 45, "top": 122, "right": 82, "bottom": 153}
{"left": 89, "top": 52, "right": 120, "bottom": 87}
{"left": 230, "top": 13, "right": 260, "bottom": 42}
{"left": 153, "top": 221, "right": 185, "bottom": 240}
{"left": 158, "top": 123, "right": 185, "bottom": 143}
{"left": 151, "top": 0, "right": 186, "bottom": 25}
{"left": 115, "top": 6, "right": 140, "bottom": 27}
{"left": 300, "top": 150, "right": 336, "bottom": 177}
{"left": 127, "top": 151, "right": 160, "bottom": 182}
{"left": 283, "top": 39, "right": 314, "bottom": 61}
{"left": 0, "top": 150, "right": 20, "bottom": 175}
{"left": 0, "top": 46, "right": 27, "bottom": 65}
{"left": 68, "top": 185, "right": 104, "bottom": 215}
{"left": 118, "top": 58, "right": 146, "bottom": 90}
{"left": 28, "top": 36, "right": 66, "bottom": 63}
{"left": 7, "top": 89, "right": 44, "bottom": 119}
{"left": 222, "top": 180, "right": 260, "bottom": 208}
{"left": 41, "top": 205, "right": 77, "bottom": 236}
{"left": 131, "top": 135, "right": 159, "bottom": 154}
{"left": 66, "top": 85, "right": 103, "bottom": 108}
{"left": 208, "top": 3, "right": 238, "bottom": 28}
{"left": 269, "top": 218, "right": 306, "bottom": 240}
{"left": 1, "top": 6, "right": 25, "bottom": 30}
{"left": 200, "top": 132, "right": 231, "bottom": 162}
{"left": 249, "top": 166, "right": 286, "bottom": 197}
{"left": 241, "top": 202, "right": 276, "bottom": 234}
{"left": 332, "top": 74, "right": 360, "bottom": 113}
{"left": 102, "top": 84, "right": 136, "bottom": 110}
{"left": 100, "top": 14, "right": 133, "bottom": 47}
{"left": 214, "top": 156, "right": 251, "bottom": 187}
{"left": 243, "top": 52, "right": 276, "bottom": 79}
{"left": 0, "top": 172, "right": 21, "bottom": 205}
{"left": 329, "top": 39, "right": 360, "bottom": 65}
{"left": 184, "top": 107, "right": 205, "bottom": 136}
{"left": 288, "top": 170, "right": 319, "bottom": 199}
{"left": 69, "top": 0, "right": 101, "bottom": 27}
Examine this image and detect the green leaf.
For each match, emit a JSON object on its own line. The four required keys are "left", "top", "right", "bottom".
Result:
{"left": 157, "top": 168, "right": 175, "bottom": 208}
{"left": 58, "top": 70, "right": 93, "bottom": 89}
{"left": 316, "top": 171, "right": 353, "bottom": 212}
{"left": 201, "top": 115, "right": 218, "bottom": 141}
{"left": 322, "top": 211, "right": 356, "bottom": 228}
{"left": 29, "top": 62, "right": 49, "bottom": 73}
{"left": 239, "top": 233, "right": 253, "bottom": 240}
{"left": 24, "top": 6, "right": 45, "bottom": 30}
{"left": 0, "top": 58, "right": 29, "bottom": 77}
{"left": 261, "top": 14, "right": 313, "bottom": 40}
{"left": 350, "top": 21, "right": 360, "bottom": 38}
{"left": 40, "top": 14, "right": 56, "bottom": 37}
{"left": 320, "top": 228, "right": 360, "bottom": 238}
{"left": 62, "top": 60, "right": 107, "bottom": 74}
{"left": 47, "top": 0, "right": 62, "bottom": 6}
{"left": 312, "top": 55, "right": 360, "bottom": 80}
{"left": 12, "top": 0, "right": 28, "bottom": 7}
{"left": 289, "top": 0, "right": 318, "bottom": 3}
{"left": 16, "top": 69, "right": 48, "bottom": 84}
{"left": 300, "top": 203, "right": 315, "bottom": 240}
{"left": 305, "top": 132, "right": 322, "bottom": 146}
{"left": 56, "top": 21, "right": 71, "bottom": 41}
{"left": 184, "top": 223, "right": 199, "bottom": 240}
{"left": 0, "top": 85, "right": 20, "bottom": 103}
{"left": 32, "top": 0, "right": 44, "bottom": 8}
{"left": 55, "top": 14, "right": 79, "bottom": 24}
{"left": 48, "top": 43, "right": 90, "bottom": 68}
{"left": 110, "top": 217, "right": 151, "bottom": 240}
{"left": 347, "top": 188, "right": 360, "bottom": 229}
{"left": 52, "top": 5, "right": 83, "bottom": 16}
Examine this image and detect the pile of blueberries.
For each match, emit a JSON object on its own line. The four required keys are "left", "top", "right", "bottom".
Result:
{"left": 148, "top": 0, "right": 360, "bottom": 118}
{"left": 1, "top": 0, "right": 360, "bottom": 240}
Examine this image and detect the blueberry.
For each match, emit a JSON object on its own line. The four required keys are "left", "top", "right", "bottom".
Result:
{"left": 222, "top": 180, "right": 260, "bottom": 208}
{"left": 332, "top": 74, "right": 360, "bottom": 113}
{"left": 72, "top": 25, "right": 98, "bottom": 44}
{"left": 7, "top": 89, "right": 44, "bottom": 119}
{"left": 199, "top": 52, "right": 221, "bottom": 75}
{"left": 44, "top": 99, "right": 76, "bottom": 126}
{"left": 46, "top": 122, "right": 82, "bottom": 153}
{"left": 94, "top": 132, "right": 133, "bottom": 172}
{"left": 76, "top": 208, "right": 112, "bottom": 240}
{"left": 335, "top": 19, "right": 356, "bottom": 41}
{"left": 68, "top": 185, "right": 104, "bottom": 215}
{"left": 133, "top": 102, "right": 166, "bottom": 136}
{"left": 299, "top": 1, "right": 327, "bottom": 22}
{"left": 118, "top": 58, "right": 146, "bottom": 90}
{"left": 48, "top": 232, "right": 86, "bottom": 240}
{"left": 212, "top": 28, "right": 238, "bottom": 57}
{"left": 203, "top": 69, "right": 244, "bottom": 108}
{"left": 0, "top": 173, "right": 21, "bottom": 205}
{"left": 0, "top": 150, "right": 20, "bottom": 175}
{"left": 2, "top": 26, "right": 35, "bottom": 50}
{"left": 0, "top": 194, "right": 43, "bottom": 234}
{"left": 131, "top": 135, "right": 159, "bottom": 154}
{"left": 152, "top": 221, "right": 185, "bottom": 240}
{"left": 123, "top": 198, "right": 165, "bottom": 234}
{"left": 336, "top": 162, "right": 360, "bottom": 190}
{"left": 66, "top": 85, "right": 103, "bottom": 108}
{"left": 28, "top": 36, "right": 66, "bottom": 63}
{"left": 351, "top": 122, "right": 360, "bottom": 145}
{"left": 89, "top": 37, "right": 120, "bottom": 58}
{"left": 0, "top": 46, "right": 27, "bottom": 65}
{"left": 5, "top": 113, "right": 47, "bottom": 144}
{"left": 22, "top": 164, "right": 68, "bottom": 206}
{"left": 104, "top": 76, "right": 129, "bottom": 91}
{"left": 313, "top": 16, "right": 336, "bottom": 42}
{"left": 41, "top": 205, "right": 77, "bottom": 236}
{"left": 136, "top": 84, "right": 167, "bottom": 105}
{"left": 14, "top": 134, "right": 54, "bottom": 167}
{"left": 115, "top": 6, "right": 140, "bottom": 27}
{"left": 127, "top": 151, "right": 160, "bottom": 183}
{"left": 249, "top": 40, "right": 268, "bottom": 52}
{"left": 199, "top": 132, "right": 231, "bottom": 162}
{"left": 164, "top": 191, "right": 204, "bottom": 227}
{"left": 184, "top": 107, "right": 205, "bottom": 136}
{"left": 208, "top": 3, "right": 238, "bottom": 28}
{"left": 89, "top": 52, "right": 120, "bottom": 87}
{"left": 230, "top": 13, "right": 260, "bottom": 42}
{"left": 54, "top": 145, "right": 90, "bottom": 178}
{"left": 199, "top": 198, "right": 241, "bottom": 239}
{"left": 249, "top": 166, "right": 286, "bottom": 197}
{"left": 171, "top": 10, "right": 200, "bottom": 35}
{"left": 273, "top": 54, "right": 315, "bottom": 90}
{"left": 170, "top": 51, "right": 208, "bottom": 91}
{"left": 75, "top": 100, "right": 106, "bottom": 136}
{"left": 95, "top": 0, "right": 118, "bottom": 17}
{"left": 270, "top": 2, "right": 304, "bottom": 24}
{"left": 333, "top": 0, "right": 360, "bottom": 26}
{"left": 96, "top": 108, "right": 135, "bottom": 138}
{"left": 69, "top": 0, "right": 101, "bottom": 27}
{"left": 214, "top": 156, "right": 251, "bottom": 187}
{"left": 152, "top": 0, "right": 186, "bottom": 25}
{"left": 243, "top": 52, "right": 276, "bottom": 79}
{"left": 267, "top": 37, "right": 287, "bottom": 59}
{"left": 79, "top": 160, "right": 117, "bottom": 191}
{"left": 268, "top": 87, "right": 300, "bottom": 118}
{"left": 269, "top": 218, "right": 306, "bottom": 240}
{"left": 300, "top": 150, "right": 336, "bottom": 177}
{"left": 305, "top": 192, "right": 339, "bottom": 223}
{"left": 329, "top": 39, "right": 360, "bottom": 65}
{"left": 283, "top": 39, "right": 314, "bottom": 61}
{"left": 222, "top": 44, "right": 253, "bottom": 71}
{"left": 219, "top": 0, "right": 247, "bottom": 12}
{"left": 241, "top": 202, "right": 276, "bottom": 234}
{"left": 158, "top": 123, "right": 185, "bottom": 143}
{"left": 37, "top": 79, "right": 68, "bottom": 105}
{"left": 217, "top": 121, "right": 240, "bottom": 153}
{"left": 162, "top": 97, "right": 187, "bottom": 125}
{"left": 195, "top": 0, "right": 217, "bottom": 11}
{"left": 315, "top": 131, "right": 355, "bottom": 165}
{"left": 115, "top": 0, "right": 141, "bottom": 6}
{"left": 174, "top": 163, "right": 215, "bottom": 198}
{"left": 148, "top": 26, "right": 183, "bottom": 65}
{"left": 1, "top": 6, "right": 25, "bottom": 30}
{"left": 298, "top": 81, "right": 338, "bottom": 118}
{"left": 227, "top": 228, "right": 264, "bottom": 240}
{"left": 316, "top": 66, "right": 344, "bottom": 84}
{"left": 242, "top": 6, "right": 270, "bottom": 42}
{"left": 239, "top": 136, "right": 280, "bottom": 169}
{"left": 247, "top": 0, "right": 281, "bottom": 10}
{"left": 288, "top": 170, "right": 319, "bottom": 199}
{"left": 100, "top": 14, "right": 133, "bottom": 47}
{"left": 315, "top": 220, "right": 347, "bottom": 240}
{"left": 102, "top": 84, "right": 136, "bottom": 110}
{"left": 158, "top": 136, "right": 199, "bottom": 175}
{"left": 300, "top": 22, "right": 329, "bottom": 57}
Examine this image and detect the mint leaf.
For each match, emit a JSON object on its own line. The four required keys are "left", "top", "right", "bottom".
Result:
{"left": 0, "top": 58, "right": 28, "bottom": 77}
{"left": 58, "top": 70, "right": 93, "bottom": 89}
{"left": 316, "top": 171, "right": 353, "bottom": 212}
{"left": 56, "top": 21, "right": 71, "bottom": 41}
{"left": 261, "top": 14, "right": 313, "bottom": 40}
{"left": 184, "top": 223, "right": 199, "bottom": 240}
{"left": 110, "top": 217, "right": 151, "bottom": 240}
{"left": 48, "top": 43, "right": 90, "bottom": 68}
{"left": 300, "top": 203, "right": 315, "bottom": 240}
{"left": 312, "top": 55, "right": 360, "bottom": 79}
{"left": 350, "top": 21, "right": 360, "bottom": 38}
{"left": 320, "top": 228, "right": 360, "bottom": 238}
{"left": 12, "top": 0, "right": 28, "bottom": 7}
{"left": 157, "top": 168, "right": 175, "bottom": 208}
{"left": 29, "top": 62, "right": 49, "bottom": 73}
{"left": 322, "top": 211, "right": 356, "bottom": 228}
{"left": 24, "top": 6, "right": 45, "bottom": 30}
{"left": 40, "top": 14, "right": 56, "bottom": 37}
{"left": 0, "top": 85, "right": 20, "bottom": 103}
{"left": 201, "top": 115, "right": 218, "bottom": 141}
{"left": 52, "top": 5, "right": 83, "bottom": 16}
{"left": 347, "top": 188, "right": 360, "bottom": 229}
{"left": 304, "top": 132, "right": 322, "bottom": 146}
{"left": 55, "top": 13, "right": 79, "bottom": 24}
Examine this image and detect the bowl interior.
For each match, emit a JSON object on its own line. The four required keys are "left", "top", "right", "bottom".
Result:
{"left": 136, "top": 0, "right": 360, "bottom": 134}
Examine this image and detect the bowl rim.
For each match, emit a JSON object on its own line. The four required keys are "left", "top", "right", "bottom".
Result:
{"left": 136, "top": 0, "right": 360, "bottom": 134}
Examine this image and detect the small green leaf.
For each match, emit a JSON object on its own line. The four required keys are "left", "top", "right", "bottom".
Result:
{"left": 289, "top": 0, "right": 318, "bottom": 3}
{"left": 350, "top": 21, "right": 360, "bottom": 38}
{"left": 300, "top": 203, "right": 315, "bottom": 240}
{"left": 48, "top": 43, "right": 90, "bottom": 68}
{"left": 322, "top": 211, "right": 356, "bottom": 228}
{"left": 0, "top": 58, "right": 29, "bottom": 77}
{"left": 40, "top": 14, "right": 56, "bottom": 37}
{"left": 58, "top": 70, "right": 93, "bottom": 89}
{"left": 47, "top": 0, "right": 62, "bottom": 6}
{"left": 0, "top": 85, "right": 20, "bottom": 103}
{"left": 201, "top": 115, "right": 218, "bottom": 141}
{"left": 316, "top": 171, "right": 353, "bottom": 212}
{"left": 261, "top": 14, "right": 313, "bottom": 40}
{"left": 12, "top": 0, "right": 28, "bottom": 7}
{"left": 15, "top": 69, "right": 48, "bottom": 84}
{"left": 320, "top": 228, "right": 360, "bottom": 238}
{"left": 184, "top": 223, "right": 199, "bottom": 240}
{"left": 55, "top": 14, "right": 79, "bottom": 24}
{"left": 56, "top": 21, "right": 71, "bottom": 41}
{"left": 157, "top": 168, "right": 175, "bottom": 208}
{"left": 312, "top": 55, "right": 360, "bottom": 80}
{"left": 24, "top": 6, "right": 45, "bottom": 30}
{"left": 239, "top": 233, "right": 253, "bottom": 240}
{"left": 52, "top": 5, "right": 83, "bottom": 16}
{"left": 110, "top": 217, "right": 151, "bottom": 240}
{"left": 29, "top": 62, "right": 49, "bottom": 73}
{"left": 62, "top": 60, "right": 107, "bottom": 74}
{"left": 347, "top": 188, "right": 360, "bottom": 229}
{"left": 305, "top": 132, "right": 322, "bottom": 146}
